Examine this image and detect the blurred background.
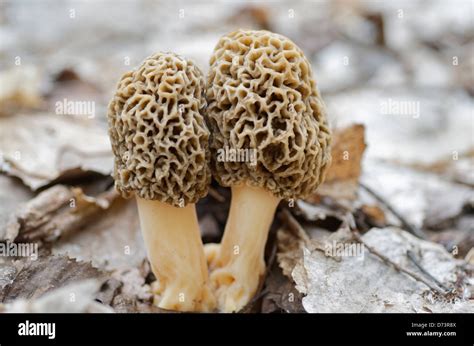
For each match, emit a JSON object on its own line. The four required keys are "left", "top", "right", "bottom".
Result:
{"left": 0, "top": 0, "right": 472, "bottom": 313}
{"left": 0, "top": 0, "right": 472, "bottom": 163}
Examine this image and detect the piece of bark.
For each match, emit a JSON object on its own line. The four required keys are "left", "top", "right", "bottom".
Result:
{"left": 5, "top": 185, "right": 117, "bottom": 243}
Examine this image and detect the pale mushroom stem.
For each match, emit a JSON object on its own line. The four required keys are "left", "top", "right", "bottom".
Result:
{"left": 136, "top": 197, "right": 215, "bottom": 312}
{"left": 207, "top": 184, "right": 280, "bottom": 312}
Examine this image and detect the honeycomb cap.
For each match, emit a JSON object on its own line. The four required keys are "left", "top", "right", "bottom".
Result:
{"left": 206, "top": 30, "right": 332, "bottom": 199}
{"left": 107, "top": 52, "right": 211, "bottom": 207}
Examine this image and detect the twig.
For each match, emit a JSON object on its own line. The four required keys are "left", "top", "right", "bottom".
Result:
{"left": 360, "top": 182, "right": 427, "bottom": 239}
{"left": 279, "top": 208, "right": 311, "bottom": 245}
{"left": 351, "top": 228, "right": 446, "bottom": 295}
{"left": 407, "top": 250, "right": 449, "bottom": 291}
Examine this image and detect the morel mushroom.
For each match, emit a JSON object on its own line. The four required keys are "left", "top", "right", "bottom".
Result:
{"left": 205, "top": 30, "right": 332, "bottom": 312}
{"left": 107, "top": 52, "right": 215, "bottom": 312}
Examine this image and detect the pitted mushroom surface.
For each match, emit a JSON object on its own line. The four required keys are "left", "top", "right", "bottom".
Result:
{"left": 206, "top": 29, "right": 331, "bottom": 200}
{"left": 205, "top": 30, "right": 332, "bottom": 312}
{"left": 107, "top": 52, "right": 215, "bottom": 312}
{"left": 108, "top": 52, "right": 211, "bottom": 206}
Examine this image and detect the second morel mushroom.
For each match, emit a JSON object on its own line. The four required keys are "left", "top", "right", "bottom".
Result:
{"left": 107, "top": 52, "right": 215, "bottom": 311}
{"left": 205, "top": 30, "right": 332, "bottom": 312}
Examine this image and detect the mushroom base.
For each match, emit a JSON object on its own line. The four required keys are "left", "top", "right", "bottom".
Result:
{"left": 205, "top": 184, "right": 280, "bottom": 312}
{"left": 136, "top": 197, "right": 216, "bottom": 312}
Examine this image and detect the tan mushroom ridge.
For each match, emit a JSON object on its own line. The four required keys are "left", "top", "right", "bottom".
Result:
{"left": 109, "top": 53, "right": 210, "bottom": 205}
{"left": 107, "top": 52, "right": 215, "bottom": 311}
{"left": 205, "top": 30, "right": 332, "bottom": 312}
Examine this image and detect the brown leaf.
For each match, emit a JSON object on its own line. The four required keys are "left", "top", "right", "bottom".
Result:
{"left": 261, "top": 262, "right": 305, "bottom": 313}
{"left": 0, "top": 255, "right": 105, "bottom": 303}
{"left": 361, "top": 204, "right": 387, "bottom": 226}
{"left": 306, "top": 124, "right": 367, "bottom": 205}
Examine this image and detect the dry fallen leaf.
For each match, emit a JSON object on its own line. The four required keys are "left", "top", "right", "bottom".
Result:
{"left": 3, "top": 185, "right": 117, "bottom": 243}
{"left": 324, "top": 124, "right": 367, "bottom": 183}
{"left": 0, "top": 255, "right": 105, "bottom": 303}
{"left": 0, "top": 113, "right": 113, "bottom": 189}
{"left": 261, "top": 262, "right": 305, "bottom": 313}
{"left": 306, "top": 124, "right": 366, "bottom": 205}
{"left": 52, "top": 197, "right": 145, "bottom": 272}
{"left": 360, "top": 204, "right": 386, "bottom": 226}
{"left": 50, "top": 195, "right": 154, "bottom": 312}
{"left": 362, "top": 160, "right": 473, "bottom": 230}
{"left": 290, "top": 227, "right": 473, "bottom": 313}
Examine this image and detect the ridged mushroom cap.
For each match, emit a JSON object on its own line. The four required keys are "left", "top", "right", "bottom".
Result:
{"left": 206, "top": 30, "right": 331, "bottom": 199}
{"left": 107, "top": 52, "right": 211, "bottom": 207}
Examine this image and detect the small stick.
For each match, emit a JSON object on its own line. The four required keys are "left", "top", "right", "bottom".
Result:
{"left": 351, "top": 228, "right": 446, "bottom": 295}
{"left": 279, "top": 208, "right": 311, "bottom": 245}
{"left": 407, "top": 250, "right": 449, "bottom": 291}
{"left": 360, "top": 182, "right": 427, "bottom": 239}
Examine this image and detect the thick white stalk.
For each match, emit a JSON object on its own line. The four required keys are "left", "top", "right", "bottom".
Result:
{"left": 207, "top": 184, "right": 280, "bottom": 312}
{"left": 136, "top": 197, "right": 215, "bottom": 312}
